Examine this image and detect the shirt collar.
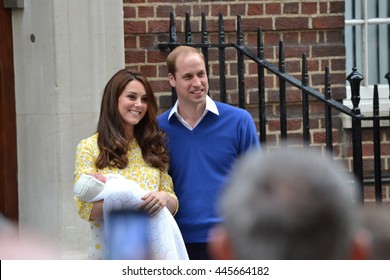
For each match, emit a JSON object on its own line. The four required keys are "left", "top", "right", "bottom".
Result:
{"left": 168, "top": 95, "right": 219, "bottom": 120}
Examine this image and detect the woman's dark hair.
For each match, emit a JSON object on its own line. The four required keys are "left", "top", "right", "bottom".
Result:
{"left": 95, "top": 69, "right": 169, "bottom": 171}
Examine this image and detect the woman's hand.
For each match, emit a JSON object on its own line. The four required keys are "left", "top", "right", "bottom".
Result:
{"left": 140, "top": 191, "right": 177, "bottom": 216}
{"left": 89, "top": 200, "right": 103, "bottom": 220}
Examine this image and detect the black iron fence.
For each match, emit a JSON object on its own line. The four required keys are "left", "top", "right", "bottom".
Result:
{"left": 158, "top": 13, "right": 390, "bottom": 203}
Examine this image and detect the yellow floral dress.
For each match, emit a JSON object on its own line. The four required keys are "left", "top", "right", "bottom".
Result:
{"left": 74, "top": 133, "right": 177, "bottom": 259}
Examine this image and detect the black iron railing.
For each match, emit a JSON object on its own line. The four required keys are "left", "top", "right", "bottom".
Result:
{"left": 158, "top": 13, "right": 390, "bottom": 203}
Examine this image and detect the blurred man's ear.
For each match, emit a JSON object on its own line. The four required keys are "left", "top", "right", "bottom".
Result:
{"left": 168, "top": 73, "right": 176, "bottom": 88}
{"left": 349, "top": 230, "right": 371, "bottom": 260}
{"left": 208, "top": 224, "right": 235, "bottom": 260}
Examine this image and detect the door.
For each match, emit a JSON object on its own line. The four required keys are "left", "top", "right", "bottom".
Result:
{"left": 0, "top": 0, "right": 18, "bottom": 221}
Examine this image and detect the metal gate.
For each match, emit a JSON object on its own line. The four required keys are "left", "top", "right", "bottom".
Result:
{"left": 158, "top": 12, "right": 390, "bottom": 203}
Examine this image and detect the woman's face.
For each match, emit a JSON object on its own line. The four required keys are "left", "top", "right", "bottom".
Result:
{"left": 117, "top": 80, "right": 148, "bottom": 135}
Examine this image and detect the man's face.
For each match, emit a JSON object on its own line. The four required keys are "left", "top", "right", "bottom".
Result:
{"left": 168, "top": 52, "right": 209, "bottom": 106}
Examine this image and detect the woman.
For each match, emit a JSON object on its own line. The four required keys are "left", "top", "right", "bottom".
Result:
{"left": 74, "top": 69, "right": 178, "bottom": 259}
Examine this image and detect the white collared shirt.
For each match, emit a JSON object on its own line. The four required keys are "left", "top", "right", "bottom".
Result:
{"left": 167, "top": 95, "right": 219, "bottom": 130}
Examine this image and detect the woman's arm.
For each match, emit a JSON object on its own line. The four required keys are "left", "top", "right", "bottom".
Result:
{"left": 89, "top": 200, "right": 104, "bottom": 220}
{"left": 165, "top": 193, "right": 178, "bottom": 215}
{"left": 74, "top": 137, "right": 99, "bottom": 221}
{"left": 158, "top": 170, "right": 179, "bottom": 215}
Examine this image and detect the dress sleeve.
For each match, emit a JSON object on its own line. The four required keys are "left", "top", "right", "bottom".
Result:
{"left": 74, "top": 138, "right": 99, "bottom": 221}
{"left": 159, "top": 170, "right": 179, "bottom": 215}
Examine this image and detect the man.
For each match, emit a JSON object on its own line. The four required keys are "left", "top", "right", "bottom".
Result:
{"left": 209, "top": 146, "right": 369, "bottom": 260}
{"left": 158, "top": 45, "right": 260, "bottom": 259}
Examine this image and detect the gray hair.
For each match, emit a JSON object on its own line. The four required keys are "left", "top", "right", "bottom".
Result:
{"left": 219, "top": 146, "right": 359, "bottom": 259}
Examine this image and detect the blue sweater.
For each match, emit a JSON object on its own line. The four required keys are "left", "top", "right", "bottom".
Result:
{"left": 158, "top": 101, "right": 260, "bottom": 243}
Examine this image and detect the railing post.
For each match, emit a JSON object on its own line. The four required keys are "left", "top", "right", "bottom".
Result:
{"left": 258, "top": 28, "right": 266, "bottom": 143}
{"left": 169, "top": 13, "right": 177, "bottom": 104}
{"left": 386, "top": 72, "right": 390, "bottom": 124}
{"left": 346, "top": 67, "right": 364, "bottom": 203}
{"left": 236, "top": 15, "right": 245, "bottom": 109}
{"left": 169, "top": 13, "right": 177, "bottom": 44}
{"left": 201, "top": 12, "right": 209, "bottom": 77}
{"left": 324, "top": 66, "right": 333, "bottom": 153}
{"left": 301, "top": 54, "right": 310, "bottom": 146}
{"left": 385, "top": 71, "right": 390, "bottom": 92}
{"left": 279, "top": 41, "right": 287, "bottom": 141}
{"left": 347, "top": 67, "right": 363, "bottom": 115}
{"left": 373, "top": 84, "right": 382, "bottom": 203}
{"left": 218, "top": 13, "right": 227, "bottom": 103}
{"left": 185, "top": 12, "right": 192, "bottom": 44}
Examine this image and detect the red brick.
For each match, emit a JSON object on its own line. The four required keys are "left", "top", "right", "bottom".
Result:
{"left": 125, "top": 50, "right": 145, "bottom": 64}
{"left": 193, "top": 5, "right": 209, "bottom": 17}
{"left": 148, "top": 20, "right": 170, "bottom": 33}
{"left": 138, "top": 6, "right": 154, "bottom": 18}
{"left": 285, "top": 45, "right": 309, "bottom": 58}
{"left": 248, "top": 4, "right": 264, "bottom": 16}
{"left": 148, "top": 0, "right": 181, "bottom": 2}
{"left": 210, "top": 5, "right": 228, "bottom": 17}
{"left": 283, "top": 32, "right": 299, "bottom": 44}
{"left": 221, "top": 19, "right": 237, "bottom": 32}
{"left": 307, "top": 59, "right": 320, "bottom": 72}
{"left": 288, "top": 119, "right": 303, "bottom": 131}
{"left": 124, "top": 0, "right": 144, "bottom": 3}
{"left": 302, "top": 2, "right": 318, "bottom": 14}
{"left": 124, "top": 6, "right": 136, "bottom": 18}
{"left": 139, "top": 35, "right": 156, "bottom": 49}
{"left": 244, "top": 76, "right": 259, "bottom": 89}
{"left": 313, "top": 131, "right": 329, "bottom": 143}
{"left": 175, "top": 5, "right": 192, "bottom": 17}
{"left": 124, "top": 35, "right": 137, "bottom": 49}
{"left": 264, "top": 32, "right": 282, "bottom": 45}
{"left": 312, "top": 44, "right": 344, "bottom": 57}
{"left": 156, "top": 5, "right": 174, "bottom": 18}
{"left": 158, "top": 65, "right": 168, "bottom": 78}
{"left": 300, "top": 31, "right": 318, "bottom": 44}
{"left": 285, "top": 60, "right": 301, "bottom": 73}
{"left": 310, "top": 101, "right": 326, "bottom": 115}
{"left": 139, "top": 65, "right": 157, "bottom": 77}
{"left": 320, "top": 2, "right": 328, "bottom": 13}
{"left": 242, "top": 18, "right": 273, "bottom": 32}
{"left": 265, "top": 3, "right": 282, "bottom": 15}
{"left": 149, "top": 79, "right": 171, "bottom": 93}
{"left": 124, "top": 66, "right": 139, "bottom": 73}
{"left": 275, "top": 17, "right": 309, "bottom": 30}
{"left": 230, "top": 4, "right": 246, "bottom": 16}
{"left": 124, "top": 20, "right": 146, "bottom": 34}
{"left": 326, "top": 30, "right": 344, "bottom": 43}
{"left": 330, "top": 58, "right": 346, "bottom": 71}
{"left": 268, "top": 120, "right": 280, "bottom": 132}
{"left": 312, "top": 16, "right": 344, "bottom": 29}
{"left": 330, "top": 1, "right": 344, "bottom": 13}
{"left": 147, "top": 50, "right": 167, "bottom": 63}
{"left": 283, "top": 3, "right": 299, "bottom": 14}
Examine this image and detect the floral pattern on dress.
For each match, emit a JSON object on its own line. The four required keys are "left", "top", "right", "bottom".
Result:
{"left": 73, "top": 133, "right": 177, "bottom": 259}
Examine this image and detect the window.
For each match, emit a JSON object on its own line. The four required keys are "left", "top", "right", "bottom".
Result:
{"left": 344, "top": 0, "right": 390, "bottom": 114}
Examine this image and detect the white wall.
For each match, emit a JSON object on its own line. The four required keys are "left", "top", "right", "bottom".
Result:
{"left": 11, "top": 0, "right": 124, "bottom": 258}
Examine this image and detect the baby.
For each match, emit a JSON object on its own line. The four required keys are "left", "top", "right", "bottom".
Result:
{"left": 74, "top": 173, "right": 188, "bottom": 260}
{"left": 74, "top": 173, "right": 108, "bottom": 202}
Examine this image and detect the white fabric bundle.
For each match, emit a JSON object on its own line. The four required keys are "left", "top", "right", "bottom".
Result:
{"left": 74, "top": 174, "right": 188, "bottom": 260}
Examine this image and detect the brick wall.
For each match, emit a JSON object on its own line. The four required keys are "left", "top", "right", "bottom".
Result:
{"left": 123, "top": 0, "right": 390, "bottom": 202}
{"left": 123, "top": 0, "right": 346, "bottom": 102}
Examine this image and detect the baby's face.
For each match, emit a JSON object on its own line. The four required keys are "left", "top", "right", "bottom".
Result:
{"left": 90, "top": 173, "right": 107, "bottom": 183}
